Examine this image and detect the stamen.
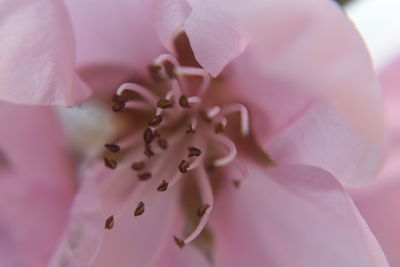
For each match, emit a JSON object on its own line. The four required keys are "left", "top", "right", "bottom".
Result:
{"left": 134, "top": 201, "right": 145, "bottom": 216}
{"left": 199, "top": 110, "right": 212, "bottom": 123}
{"left": 188, "top": 147, "right": 202, "bottom": 157}
{"left": 157, "top": 180, "right": 169, "bottom": 192}
{"left": 213, "top": 135, "right": 238, "bottom": 167}
{"left": 157, "top": 99, "right": 175, "bottom": 109}
{"left": 104, "top": 157, "right": 117, "bottom": 169}
{"left": 137, "top": 172, "right": 152, "bottom": 181}
{"left": 179, "top": 95, "right": 190, "bottom": 108}
{"left": 104, "top": 215, "right": 114, "bottom": 229}
{"left": 174, "top": 236, "right": 185, "bottom": 249}
{"left": 187, "top": 96, "right": 201, "bottom": 104}
{"left": 186, "top": 124, "right": 196, "bottom": 135}
{"left": 148, "top": 65, "right": 163, "bottom": 81}
{"left": 175, "top": 67, "right": 211, "bottom": 97}
{"left": 154, "top": 54, "right": 179, "bottom": 70}
{"left": 144, "top": 143, "right": 155, "bottom": 158}
{"left": 220, "top": 104, "right": 250, "bottom": 136}
{"left": 157, "top": 138, "right": 168, "bottom": 150}
{"left": 131, "top": 161, "right": 145, "bottom": 171}
{"left": 196, "top": 204, "right": 210, "bottom": 218}
{"left": 116, "top": 83, "right": 158, "bottom": 104}
{"left": 180, "top": 166, "right": 214, "bottom": 245}
{"left": 148, "top": 115, "right": 163, "bottom": 127}
{"left": 178, "top": 160, "right": 190, "bottom": 174}
{"left": 104, "top": 144, "right": 120, "bottom": 153}
{"left": 214, "top": 123, "right": 225, "bottom": 134}
{"left": 143, "top": 128, "right": 155, "bottom": 143}
{"left": 112, "top": 103, "right": 125, "bottom": 112}
{"left": 207, "top": 106, "right": 221, "bottom": 119}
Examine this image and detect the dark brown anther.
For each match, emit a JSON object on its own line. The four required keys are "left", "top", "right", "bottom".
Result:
{"left": 186, "top": 124, "right": 196, "bottom": 135}
{"left": 214, "top": 123, "right": 225, "bottom": 134}
{"left": 188, "top": 147, "right": 202, "bottom": 157}
{"left": 137, "top": 172, "right": 152, "bottom": 181}
{"left": 104, "top": 144, "right": 120, "bottom": 153}
{"left": 134, "top": 201, "right": 145, "bottom": 216}
{"left": 199, "top": 110, "right": 212, "bottom": 123}
{"left": 157, "top": 138, "right": 168, "bottom": 150}
{"left": 164, "top": 61, "right": 176, "bottom": 78}
{"left": 178, "top": 160, "right": 190, "bottom": 174}
{"left": 105, "top": 215, "right": 114, "bottom": 229}
{"left": 104, "top": 157, "right": 117, "bottom": 169}
{"left": 157, "top": 180, "right": 169, "bottom": 192}
{"left": 174, "top": 236, "right": 185, "bottom": 248}
{"left": 131, "top": 161, "right": 145, "bottom": 171}
{"left": 196, "top": 204, "right": 211, "bottom": 218}
{"left": 148, "top": 115, "right": 163, "bottom": 127}
{"left": 143, "top": 127, "right": 155, "bottom": 143}
{"left": 157, "top": 99, "right": 175, "bottom": 109}
{"left": 112, "top": 94, "right": 128, "bottom": 104}
{"left": 144, "top": 143, "right": 155, "bottom": 158}
{"left": 179, "top": 95, "right": 190, "bottom": 108}
{"left": 233, "top": 179, "right": 242, "bottom": 188}
{"left": 112, "top": 103, "right": 125, "bottom": 112}
{"left": 148, "top": 65, "right": 163, "bottom": 81}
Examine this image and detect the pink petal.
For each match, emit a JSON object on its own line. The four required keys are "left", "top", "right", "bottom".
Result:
{"left": 264, "top": 102, "right": 385, "bottom": 186}
{"left": 349, "top": 177, "right": 400, "bottom": 267}
{"left": 0, "top": 102, "right": 75, "bottom": 266}
{"left": 183, "top": 0, "right": 249, "bottom": 76}
{"left": 64, "top": 0, "right": 164, "bottom": 76}
{"left": 0, "top": 0, "right": 91, "bottom": 106}
{"left": 48, "top": 172, "right": 103, "bottom": 267}
{"left": 233, "top": 0, "right": 384, "bottom": 143}
{"left": 347, "top": 57, "right": 400, "bottom": 267}
{"left": 209, "top": 162, "right": 388, "bottom": 267}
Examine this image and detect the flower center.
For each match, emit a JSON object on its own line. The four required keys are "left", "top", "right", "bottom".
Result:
{"left": 103, "top": 54, "right": 250, "bottom": 248}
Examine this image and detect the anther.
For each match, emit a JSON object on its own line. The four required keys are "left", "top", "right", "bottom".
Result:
{"left": 199, "top": 110, "right": 212, "bottom": 123}
{"left": 164, "top": 61, "right": 176, "bottom": 79}
{"left": 179, "top": 160, "right": 190, "bottom": 174}
{"left": 137, "top": 172, "right": 152, "bottom": 181}
{"left": 112, "top": 103, "right": 125, "bottom": 112}
{"left": 233, "top": 180, "right": 242, "bottom": 188}
{"left": 214, "top": 123, "right": 225, "bottom": 134}
{"left": 112, "top": 94, "right": 128, "bottom": 104}
{"left": 134, "top": 201, "right": 145, "bottom": 216}
{"left": 104, "top": 157, "right": 117, "bottom": 169}
{"left": 179, "top": 95, "right": 190, "bottom": 108}
{"left": 131, "top": 161, "right": 145, "bottom": 171}
{"left": 157, "top": 138, "right": 168, "bottom": 150}
{"left": 148, "top": 115, "right": 162, "bottom": 127}
{"left": 196, "top": 204, "right": 211, "bottom": 218}
{"left": 157, "top": 99, "right": 174, "bottom": 109}
{"left": 148, "top": 65, "right": 163, "bottom": 81}
{"left": 104, "top": 144, "right": 120, "bottom": 153}
{"left": 104, "top": 215, "right": 114, "bottom": 229}
{"left": 186, "top": 125, "right": 196, "bottom": 135}
{"left": 188, "top": 147, "right": 202, "bottom": 157}
{"left": 157, "top": 180, "right": 169, "bottom": 192}
{"left": 143, "top": 127, "right": 155, "bottom": 143}
{"left": 173, "top": 236, "right": 185, "bottom": 249}
{"left": 144, "top": 143, "right": 155, "bottom": 158}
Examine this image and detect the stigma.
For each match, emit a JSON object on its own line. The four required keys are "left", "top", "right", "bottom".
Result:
{"left": 102, "top": 54, "right": 250, "bottom": 248}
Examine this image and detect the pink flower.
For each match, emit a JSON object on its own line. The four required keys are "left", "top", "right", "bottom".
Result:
{"left": 349, "top": 57, "right": 400, "bottom": 267}
{"left": 0, "top": 0, "right": 390, "bottom": 266}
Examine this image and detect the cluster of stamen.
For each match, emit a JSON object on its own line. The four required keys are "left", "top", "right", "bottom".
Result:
{"left": 102, "top": 54, "right": 249, "bottom": 248}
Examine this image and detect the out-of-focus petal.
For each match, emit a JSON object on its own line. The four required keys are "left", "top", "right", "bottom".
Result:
{"left": 48, "top": 172, "right": 103, "bottom": 267}
{"left": 349, "top": 177, "right": 400, "bottom": 267}
{"left": 227, "top": 0, "right": 384, "bottom": 144}
{"left": 0, "top": 102, "right": 75, "bottom": 266}
{"left": 209, "top": 162, "right": 388, "bottom": 267}
{"left": 264, "top": 102, "right": 384, "bottom": 186}
{"left": 64, "top": 0, "right": 164, "bottom": 76}
{"left": 0, "top": 0, "right": 91, "bottom": 106}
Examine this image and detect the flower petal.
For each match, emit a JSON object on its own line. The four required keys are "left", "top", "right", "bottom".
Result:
{"left": 264, "top": 102, "right": 384, "bottom": 186}
{"left": 0, "top": 0, "right": 91, "bottom": 106}
{"left": 64, "top": 0, "right": 164, "bottom": 75}
{"left": 227, "top": 0, "right": 384, "bottom": 145}
{"left": 0, "top": 102, "right": 75, "bottom": 266}
{"left": 209, "top": 162, "right": 388, "bottom": 267}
